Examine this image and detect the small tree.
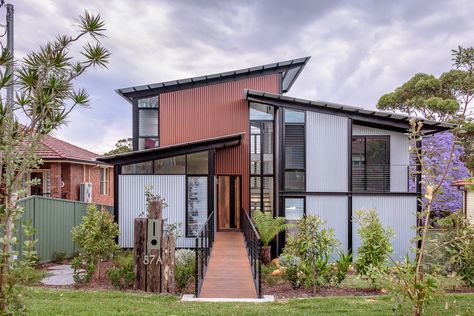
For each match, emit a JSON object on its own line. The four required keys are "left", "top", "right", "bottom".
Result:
{"left": 252, "top": 210, "right": 291, "bottom": 264}
{"left": 354, "top": 209, "right": 394, "bottom": 289}
{"left": 284, "top": 215, "right": 338, "bottom": 294}
{"left": 382, "top": 46, "right": 474, "bottom": 316}
{"left": 0, "top": 11, "right": 109, "bottom": 312}
{"left": 71, "top": 205, "right": 119, "bottom": 283}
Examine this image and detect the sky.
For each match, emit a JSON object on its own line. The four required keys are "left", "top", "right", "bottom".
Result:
{"left": 9, "top": 0, "right": 474, "bottom": 154}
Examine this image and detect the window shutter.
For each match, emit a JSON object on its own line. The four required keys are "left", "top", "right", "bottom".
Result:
{"left": 285, "top": 124, "right": 305, "bottom": 169}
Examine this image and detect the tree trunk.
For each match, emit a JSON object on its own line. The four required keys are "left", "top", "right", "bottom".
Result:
{"left": 261, "top": 245, "right": 271, "bottom": 265}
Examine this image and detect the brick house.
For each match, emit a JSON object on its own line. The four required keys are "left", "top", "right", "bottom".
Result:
{"left": 28, "top": 134, "right": 114, "bottom": 206}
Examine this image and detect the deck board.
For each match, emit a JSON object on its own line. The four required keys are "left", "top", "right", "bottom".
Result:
{"left": 199, "top": 231, "right": 257, "bottom": 298}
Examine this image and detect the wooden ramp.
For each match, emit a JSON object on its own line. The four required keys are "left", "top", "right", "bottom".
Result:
{"left": 199, "top": 231, "right": 257, "bottom": 298}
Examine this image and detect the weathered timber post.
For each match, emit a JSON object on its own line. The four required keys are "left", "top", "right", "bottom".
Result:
{"left": 134, "top": 198, "right": 176, "bottom": 293}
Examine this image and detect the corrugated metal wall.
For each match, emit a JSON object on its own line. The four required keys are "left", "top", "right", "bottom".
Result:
{"left": 352, "top": 125, "right": 409, "bottom": 192}
{"left": 467, "top": 191, "right": 474, "bottom": 224}
{"left": 160, "top": 74, "right": 280, "bottom": 211}
{"left": 306, "top": 196, "right": 348, "bottom": 252}
{"left": 306, "top": 112, "right": 348, "bottom": 192}
{"left": 352, "top": 196, "right": 417, "bottom": 261}
{"left": 16, "top": 196, "right": 113, "bottom": 263}
{"left": 119, "top": 175, "right": 196, "bottom": 248}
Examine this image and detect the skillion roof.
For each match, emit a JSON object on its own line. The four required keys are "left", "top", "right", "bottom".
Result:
{"left": 116, "top": 57, "right": 310, "bottom": 102}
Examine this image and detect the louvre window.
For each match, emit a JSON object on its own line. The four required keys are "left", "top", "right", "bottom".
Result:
{"left": 284, "top": 110, "right": 305, "bottom": 191}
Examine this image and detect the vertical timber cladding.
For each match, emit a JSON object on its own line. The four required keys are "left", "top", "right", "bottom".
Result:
{"left": 160, "top": 74, "right": 281, "bottom": 212}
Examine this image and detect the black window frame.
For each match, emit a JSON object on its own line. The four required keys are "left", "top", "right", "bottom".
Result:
{"left": 133, "top": 96, "right": 160, "bottom": 151}
{"left": 283, "top": 109, "right": 306, "bottom": 192}
{"left": 249, "top": 105, "right": 275, "bottom": 214}
{"left": 351, "top": 135, "right": 391, "bottom": 192}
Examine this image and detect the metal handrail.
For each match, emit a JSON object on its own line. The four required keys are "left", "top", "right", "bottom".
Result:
{"left": 194, "top": 211, "right": 215, "bottom": 298}
{"left": 240, "top": 208, "right": 262, "bottom": 298}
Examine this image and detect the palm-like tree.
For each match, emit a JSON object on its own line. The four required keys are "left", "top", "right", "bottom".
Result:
{"left": 252, "top": 210, "right": 292, "bottom": 264}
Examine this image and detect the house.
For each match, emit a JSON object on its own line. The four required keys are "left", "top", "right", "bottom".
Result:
{"left": 29, "top": 134, "right": 114, "bottom": 206}
{"left": 98, "top": 57, "right": 450, "bottom": 260}
{"left": 452, "top": 178, "right": 474, "bottom": 224}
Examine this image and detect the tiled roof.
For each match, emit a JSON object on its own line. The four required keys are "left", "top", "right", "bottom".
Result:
{"left": 452, "top": 177, "right": 474, "bottom": 186}
{"left": 37, "top": 134, "right": 101, "bottom": 163}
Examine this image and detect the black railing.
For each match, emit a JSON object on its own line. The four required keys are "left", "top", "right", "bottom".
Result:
{"left": 240, "top": 207, "right": 262, "bottom": 298}
{"left": 195, "top": 211, "right": 215, "bottom": 297}
{"left": 352, "top": 164, "right": 413, "bottom": 193}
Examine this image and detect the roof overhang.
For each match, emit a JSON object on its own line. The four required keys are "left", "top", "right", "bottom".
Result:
{"left": 246, "top": 90, "right": 454, "bottom": 135}
{"left": 42, "top": 158, "right": 111, "bottom": 166}
{"left": 116, "top": 57, "right": 311, "bottom": 102}
{"left": 97, "top": 133, "right": 245, "bottom": 165}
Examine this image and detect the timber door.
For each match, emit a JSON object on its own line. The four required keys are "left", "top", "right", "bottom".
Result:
{"left": 217, "top": 175, "right": 241, "bottom": 230}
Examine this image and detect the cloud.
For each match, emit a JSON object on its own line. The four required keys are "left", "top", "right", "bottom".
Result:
{"left": 9, "top": 0, "right": 474, "bottom": 152}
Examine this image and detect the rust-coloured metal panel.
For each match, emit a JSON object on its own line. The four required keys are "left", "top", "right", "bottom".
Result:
{"left": 160, "top": 74, "right": 280, "bottom": 211}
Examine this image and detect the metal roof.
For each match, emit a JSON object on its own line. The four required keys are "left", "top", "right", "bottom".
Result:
{"left": 98, "top": 133, "right": 245, "bottom": 165}
{"left": 246, "top": 90, "right": 454, "bottom": 134}
{"left": 116, "top": 57, "right": 311, "bottom": 102}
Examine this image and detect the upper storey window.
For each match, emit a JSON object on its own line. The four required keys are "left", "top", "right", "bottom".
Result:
{"left": 137, "top": 96, "right": 159, "bottom": 150}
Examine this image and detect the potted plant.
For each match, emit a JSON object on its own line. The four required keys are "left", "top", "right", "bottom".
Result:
{"left": 252, "top": 210, "right": 292, "bottom": 264}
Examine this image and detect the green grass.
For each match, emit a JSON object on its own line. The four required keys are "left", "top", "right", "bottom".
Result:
{"left": 23, "top": 287, "right": 474, "bottom": 315}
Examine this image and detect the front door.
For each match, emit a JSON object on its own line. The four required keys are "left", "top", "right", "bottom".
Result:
{"left": 217, "top": 175, "right": 241, "bottom": 230}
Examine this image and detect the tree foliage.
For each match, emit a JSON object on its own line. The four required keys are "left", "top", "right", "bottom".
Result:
{"left": 377, "top": 46, "right": 474, "bottom": 171}
{"left": 103, "top": 138, "right": 132, "bottom": 156}
{"left": 252, "top": 210, "right": 291, "bottom": 246}
{"left": 0, "top": 11, "right": 109, "bottom": 312}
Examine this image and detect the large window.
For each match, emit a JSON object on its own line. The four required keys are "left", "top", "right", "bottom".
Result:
{"left": 250, "top": 103, "right": 274, "bottom": 213}
{"left": 137, "top": 96, "right": 159, "bottom": 150}
{"left": 186, "top": 176, "right": 208, "bottom": 237}
{"left": 284, "top": 109, "right": 305, "bottom": 191}
{"left": 120, "top": 151, "right": 211, "bottom": 237}
{"left": 352, "top": 136, "right": 390, "bottom": 192}
{"left": 100, "top": 167, "right": 109, "bottom": 195}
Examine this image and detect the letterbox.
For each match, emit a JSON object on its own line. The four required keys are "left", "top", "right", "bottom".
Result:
{"left": 147, "top": 219, "right": 161, "bottom": 251}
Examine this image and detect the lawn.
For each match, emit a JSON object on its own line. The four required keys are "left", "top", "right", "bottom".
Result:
{"left": 23, "top": 287, "right": 474, "bottom": 316}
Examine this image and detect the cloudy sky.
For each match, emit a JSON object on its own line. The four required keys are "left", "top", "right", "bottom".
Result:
{"left": 11, "top": 0, "right": 474, "bottom": 153}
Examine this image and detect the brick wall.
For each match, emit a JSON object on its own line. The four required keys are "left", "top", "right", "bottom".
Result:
{"left": 37, "top": 162, "right": 114, "bottom": 207}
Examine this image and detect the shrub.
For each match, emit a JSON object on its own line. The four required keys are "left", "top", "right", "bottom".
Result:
{"left": 331, "top": 250, "right": 352, "bottom": 285}
{"left": 71, "top": 204, "right": 119, "bottom": 283}
{"left": 107, "top": 251, "right": 135, "bottom": 289}
{"left": 283, "top": 215, "right": 338, "bottom": 294}
{"left": 175, "top": 249, "right": 195, "bottom": 291}
{"left": 279, "top": 253, "right": 302, "bottom": 288}
{"left": 52, "top": 251, "right": 67, "bottom": 264}
{"left": 354, "top": 209, "right": 393, "bottom": 277}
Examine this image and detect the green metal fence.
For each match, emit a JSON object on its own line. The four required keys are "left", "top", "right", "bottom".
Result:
{"left": 16, "top": 196, "right": 113, "bottom": 263}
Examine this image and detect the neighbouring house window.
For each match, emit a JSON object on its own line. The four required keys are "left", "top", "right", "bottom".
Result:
{"left": 154, "top": 155, "right": 186, "bottom": 174}
{"left": 352, "top": 135, "right": 390, "bottom": 192}
{"left": 284, "top": 109, "right": 305, "bottom": 191}
{"left": 30, "top": 170, "right": 51, "bottom": 197}
{"left": 250, "top": 103, "right": 274, "bottom": 214}
{"left": 186, "top": 176, "right": 208, "bottom": 237}
{"left": 100, "top": 167, "right": 109, "bottom": 195}
{"left": 137, "top": 96, "right": 159, "bottom": 150}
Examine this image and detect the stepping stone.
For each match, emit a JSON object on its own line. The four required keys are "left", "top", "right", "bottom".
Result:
{"left": 41, "top": 264, "right": 75, "bottom": 286}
